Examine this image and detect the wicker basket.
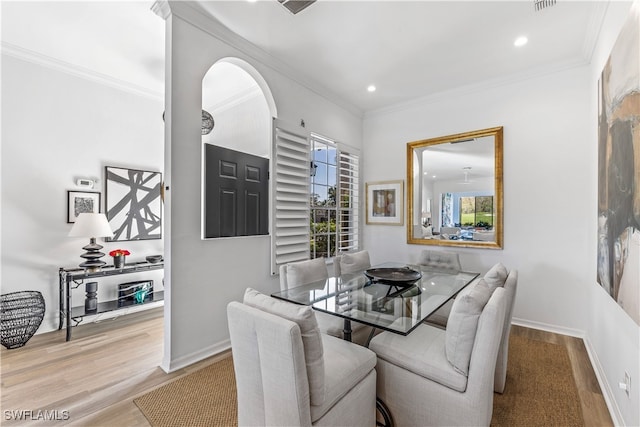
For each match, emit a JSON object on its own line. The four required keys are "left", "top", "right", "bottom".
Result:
{"left": 1, "top": 291, "right": 45, "bottom": 349}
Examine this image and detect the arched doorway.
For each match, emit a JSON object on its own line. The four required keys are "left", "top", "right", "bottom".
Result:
{"left": 201, "top": 59, "right": 276, "bottom": 239}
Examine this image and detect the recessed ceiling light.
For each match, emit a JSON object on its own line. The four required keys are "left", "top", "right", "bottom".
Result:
{"left": 514, "top": 36, "right": 528, "bottom": 47}
{"left": 367, "top": 85, "right": 376, "bottom": 92}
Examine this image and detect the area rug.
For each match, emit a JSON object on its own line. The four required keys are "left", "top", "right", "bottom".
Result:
{"left": 491, "top": 334, "right": 584, "bottom": 427}
{"left": 135, "top": 335, "right": 584, "bottom": 427}
{"left": 134, "top": 356, "right": 237, "bottom": 427}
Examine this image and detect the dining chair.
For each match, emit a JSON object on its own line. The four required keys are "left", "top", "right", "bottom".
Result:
{"left": 280, "top": 258, "right": 371, "bottom": 345}
{"left": 369, "top": 282, "right": 507, "bottom": 427}
{"left": 279, "top": 257, "right": 329, "bottom": 292}
{"left": 417, "top": 249, "right": 462, "bottom": 272}
{"left": 333, "top": 250, "right": 371, "bottom": 276}
{"left": 228, "top": 288, "right": 377, "bottom": 426}
{"left": 493, "top": 267, "right": 518, "bottom": 393}
{"left": 419, "top": 249, "right": 463, "bottom": 328}
{"left": 423, "top": 262, "right": 518, "bottom": 394}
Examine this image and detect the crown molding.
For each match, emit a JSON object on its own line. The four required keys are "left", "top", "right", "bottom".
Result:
{"left": 581, "top": 1, "right": 611, "bottom": 63}
{"left": 165, "top": 1, "right": 363, "bottom": 120}
{"left": 151, "top": 0, "right": 171, "bottom": 20}
{"left": 1, "top": 42, "right": 163, "bottom": 101}
{"left": 364, "top": 57, "right": 589, "bottom": 120}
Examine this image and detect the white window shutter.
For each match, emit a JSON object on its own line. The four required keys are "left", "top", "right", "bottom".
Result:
{"left": 337, "top": 147, "right": 360, "bottom": 253}
{"left": 271, "top": 119, "right": 310, "bottom": 274}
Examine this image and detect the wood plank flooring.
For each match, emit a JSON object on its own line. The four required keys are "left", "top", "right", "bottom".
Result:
{"left": 1, "top": 309, "right": 612, "bottom": 426}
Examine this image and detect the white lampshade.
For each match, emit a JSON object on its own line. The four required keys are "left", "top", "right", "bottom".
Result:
{"left": 69, "top": 213, "right": 114, "bottom": 238}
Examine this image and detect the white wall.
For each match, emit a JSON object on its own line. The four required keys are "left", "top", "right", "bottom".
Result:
{"left": 364, "top": 64, "right": 592, "bottom": 329}
{"left": 161, "top": 4, "right": 362, "bottom": 371}
{"left": 1, "top": 54, "right": 165, "bottom": 333}
{"left": 362, "top": 2, "right": 638, "bottom": 425}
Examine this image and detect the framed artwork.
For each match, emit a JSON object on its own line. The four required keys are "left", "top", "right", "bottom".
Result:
{"left": 366, "top": 180, "right": 404, "bottom": 225}
{"left": 105, "top": 166, "right": 162, "bottom": 241}
{"left": 67, "top": 191, "right": 101, "bottom": 223}
{"left": 596, "top": 4, "right": 640, "bottom": 326}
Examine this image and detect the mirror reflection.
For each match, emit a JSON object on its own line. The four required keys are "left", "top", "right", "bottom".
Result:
{"left": 407, "top": 127, "right": 503, "bottom": 248}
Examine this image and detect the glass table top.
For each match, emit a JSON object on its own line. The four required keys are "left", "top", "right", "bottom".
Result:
{"left": 271, "top": 262, "right": 479, "bottom": 336}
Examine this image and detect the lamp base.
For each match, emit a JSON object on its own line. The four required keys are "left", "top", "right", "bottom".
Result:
{"left": 79, "top": 238, "right": 106, "bottom": 272}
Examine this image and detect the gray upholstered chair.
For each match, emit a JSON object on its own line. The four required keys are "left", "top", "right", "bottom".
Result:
{"left": 369, "top": 282, "right": 507, "bottom": 427}
{"left": 279, "top": 257, "right": 329, "bottom": 292}
{"left": 228, "top": 288, "right": 377, "bottom": 427}
{"left": 419, "top": 249, "right": 463, "bottom": 328}
{"left": 493, "top": 267, "right": 518, "bottom": 393}
{"left": 280, "top": 258, "right": 370, "bottom": 345}
{"left": 425, "top": 262, "right": 518, "bottom": 393}
{"left": 333, "top": 250, "right": 371, "bottom": 277}
{"left": 417, "top": 249, "right": 462, "bottom": 272}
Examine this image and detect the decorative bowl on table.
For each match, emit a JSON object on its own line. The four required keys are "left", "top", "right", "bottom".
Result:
{"left": 146, "top": 255, "right": 163, "bottom": 264}
{"left": 364, "top": 267, "right": 422, "bottom": 287}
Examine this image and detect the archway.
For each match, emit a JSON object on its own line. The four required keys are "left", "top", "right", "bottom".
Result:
{"left": 202, "top": 58, "right": 276, "bottom": 158}
{"left": 201, "top": 58, "right": 276, "bottom": 239}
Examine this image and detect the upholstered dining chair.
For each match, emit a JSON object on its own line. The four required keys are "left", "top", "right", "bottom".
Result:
{"left": 493, "top": 267, "right": 518, "bottom": 393}
{"left": 228, "top": 288, "right": 377, "bottom": 427}
{"left": 424, "top": 262, "right": 518, "bottom": 393}
{"left": 417, "top": 249, "right": 462, "bottom": 272}
{"left": 419, "top": 250, "right": 463, "bottom": 329}
{"left": 279, "top": 257, "right": 329, "bottom": 292}
{"left": 369, "top": 282, "right": 507, "bottom": 427}
{"left": 280, "top": 258, "right": 371, "bottom": 345}
{"left": 333, "top": 250, "right": 371, "bottom": 277}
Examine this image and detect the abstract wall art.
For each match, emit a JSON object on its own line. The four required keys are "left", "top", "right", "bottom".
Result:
{"left": 67, "top": 191, "right": 101, "bottom": 223}
{"left": 597, "top": 3, "right": 640, "bottom": 326}
{"left": 366, "top": 180, "right": 403, "bottom": 225}
{"left": 105, "top": 166, "right": 162, "bottom": 241}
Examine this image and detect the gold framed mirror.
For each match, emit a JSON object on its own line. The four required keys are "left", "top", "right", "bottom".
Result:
{"left": 407, "top": 126, "right": 503, "bottom": 249}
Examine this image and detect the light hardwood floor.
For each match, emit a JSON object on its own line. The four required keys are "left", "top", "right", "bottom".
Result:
{"left": 1, "top": 309, "right": 613, "bottom": 426}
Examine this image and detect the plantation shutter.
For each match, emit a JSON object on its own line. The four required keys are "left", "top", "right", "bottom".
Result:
{"left": 337, "top": 145, "right": 360, "bottom": 253}
{"left": 271, "top": 119, "right": 311, "bottom": 274}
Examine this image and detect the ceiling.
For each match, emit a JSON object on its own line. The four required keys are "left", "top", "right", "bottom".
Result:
{"left": 1, "top": 1, "right": 611, "bottom": 115}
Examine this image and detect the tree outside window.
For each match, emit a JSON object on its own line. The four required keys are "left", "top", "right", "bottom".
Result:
{"left": 460, "top": 196, "right": 494, "bottom": 227}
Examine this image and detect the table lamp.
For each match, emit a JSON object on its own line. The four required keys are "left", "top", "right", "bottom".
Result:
{"left": 68, "top": 213, "right": 114, "bottom": 271}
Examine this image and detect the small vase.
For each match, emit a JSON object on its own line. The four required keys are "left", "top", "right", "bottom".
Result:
{"left": 113, "top": 255, "right": 126, "bottom": 269}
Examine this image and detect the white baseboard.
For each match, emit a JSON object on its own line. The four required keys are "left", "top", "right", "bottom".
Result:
{"left": 512, "top": 316, "right": 585, "bottom": 338}
{"left": 582, "top": 335, "right": 625, "bottom": 426}
{"left": 161, "top": 339, "right": 231, "bottom": 373}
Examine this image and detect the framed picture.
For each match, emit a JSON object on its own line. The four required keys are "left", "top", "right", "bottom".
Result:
{"left": 105, "top": 166, "right": 162, "bottom": 241}
{"left": 67, "top": 191, "right": 101, "bottom": 223}
{"left": 366, "top": 180, "right": 404, "bottom": 225}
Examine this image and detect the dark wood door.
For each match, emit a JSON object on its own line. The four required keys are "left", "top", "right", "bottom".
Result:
{"left": 205, "top": 144, "right": 269, "bottom": 238}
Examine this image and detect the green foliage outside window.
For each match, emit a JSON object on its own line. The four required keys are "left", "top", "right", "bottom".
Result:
{"left": 460, "top": 196, "right": 494, "bottom": 227}
{"left": 310, "top": 186, "right": 341, "bottom": 258}
{"left": 310, "top": 218, "right": 336, "bottom": 258}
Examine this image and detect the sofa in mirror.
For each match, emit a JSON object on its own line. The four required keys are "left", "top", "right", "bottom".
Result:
{"left": 407, "top": 127, "right": 503, "bottom": 249}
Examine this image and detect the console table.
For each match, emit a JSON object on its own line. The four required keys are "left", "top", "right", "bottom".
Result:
{"left": 58, "top": 261, "right": 164, "bottom": 341}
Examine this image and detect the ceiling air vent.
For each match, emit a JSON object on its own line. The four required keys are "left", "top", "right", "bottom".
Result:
{"left": 534, "top": 0, "right": 556, "bottom": 11}
{"left": 278, "top": 0, "right": 316, "bottom": 15}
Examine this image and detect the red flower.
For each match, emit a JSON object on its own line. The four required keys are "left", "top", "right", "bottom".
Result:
{"left": 109, "top": 249, "right": 131, "bottom": 257}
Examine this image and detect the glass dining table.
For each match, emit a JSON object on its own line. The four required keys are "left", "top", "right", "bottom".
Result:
{"left": 271, "top": 262, "right": 479, "bottom": 342}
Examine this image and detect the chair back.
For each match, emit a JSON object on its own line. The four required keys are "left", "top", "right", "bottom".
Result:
{"left": 279, "top": 258, "right": 329, "bottom": 291}
{"left": 494, "top": 269, "right": 518, "bottom": 393}
{"left": 466, "top": 287, "right": 507, "bottom": 425}
{"left": 417, "top": 249, "right": 462, "bottom": 272}
{"left": 334, "top": 250, "right": 371, "bottom": 276}
{"left": 228, "top": 302, "right": 313, "bottom": 426}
